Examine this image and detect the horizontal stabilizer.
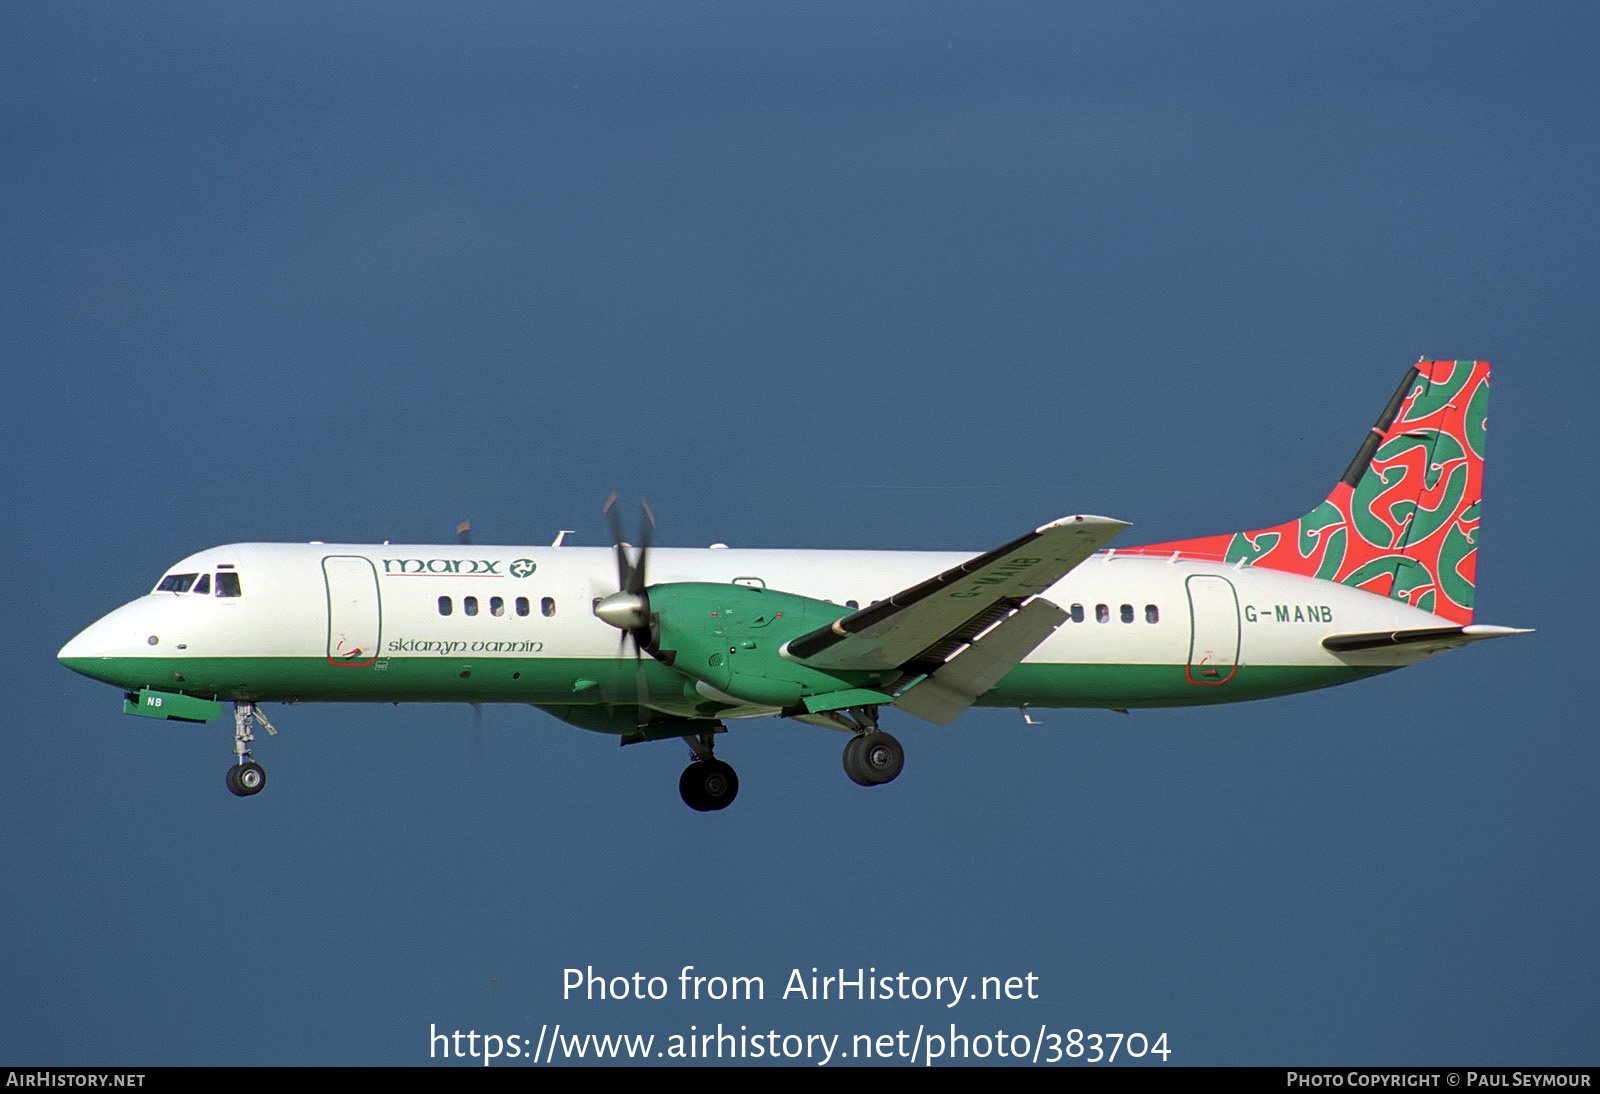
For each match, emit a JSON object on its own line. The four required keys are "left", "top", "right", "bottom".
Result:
{"left": 1322, "top": 623, "right": 1531, "bottom": 654}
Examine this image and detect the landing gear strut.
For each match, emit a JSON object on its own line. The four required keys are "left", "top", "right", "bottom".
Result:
{"left": 227, "top": 702, "right": 276, "bottom": 798}
{"left": 678, "top": 730, "right": 738, "bottom": 812}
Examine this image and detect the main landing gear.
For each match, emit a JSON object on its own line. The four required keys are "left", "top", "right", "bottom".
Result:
{"left": 831, "top": 705, "right": 903, "bottom": 788}
{"left": 678, "top": 730, "right": 738, "bottom": 812}
{"left": 671, "top": 725, "right": 904, "bottom": 809}
{"left": 227, "top": 702, "right": 276, "bottom": 798}
{"left": 843, "top": 730, "right": 904, "bottom": 787}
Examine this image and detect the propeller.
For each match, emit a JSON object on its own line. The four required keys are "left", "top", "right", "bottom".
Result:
{"left": 595, "top": 494, "right": 664, "bottom": 716}
{"left": 595, "top": 493, "right": 658, "bottom": 651}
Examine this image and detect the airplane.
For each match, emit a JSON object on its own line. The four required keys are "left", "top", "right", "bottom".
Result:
{"left": 58, "top": 359, "right": 1527, "bottom": 811}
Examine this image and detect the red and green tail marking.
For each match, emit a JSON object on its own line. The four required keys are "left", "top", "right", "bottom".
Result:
{"left": 1129, "top": 360, "right": 1489, "bottom": 625}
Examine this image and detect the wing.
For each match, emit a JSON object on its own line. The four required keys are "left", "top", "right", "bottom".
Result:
{"left": 785, "top": 514, "right": 1129, "bottom": 723}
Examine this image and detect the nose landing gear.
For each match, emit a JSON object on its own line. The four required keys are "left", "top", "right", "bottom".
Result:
{"left": 226, "top": 702, "right": 276, "bottom": 798}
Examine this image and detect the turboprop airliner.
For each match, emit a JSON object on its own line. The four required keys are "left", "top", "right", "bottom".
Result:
{"left": 59, "top": 360, "right": 1526, "bottom": 811}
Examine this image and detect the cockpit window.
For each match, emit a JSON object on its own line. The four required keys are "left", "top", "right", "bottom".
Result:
{"left": 155, "top": 571, "right": 244, "bottom": 595}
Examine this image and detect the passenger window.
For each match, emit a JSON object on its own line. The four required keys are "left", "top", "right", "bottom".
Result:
{"left": 1120, "top": 603, "right": 1134, "bottom": 624}
{"left": 216, "top": 572, "right": 242, "bottom": 597}
{"left": 516, "top": 597, "right": 530, "bottom": 617}
{"left": 438, "top": 596, "right": 453, "bottom": 616}
{"left": 1070, "top": 603, "right": 1084, "bottom": 623}
{"left": 194, "top": 574, "right": 211, "bottom": 595}
{"left": 464, "top": 596, "right": 479, "bottom": 617}
{"left": 541, "top": 596, "right": 556, "bottom": 617}
{"left": 1096, "top": 604, "right": 1109, "bottom": 624}
{"left": 490, "top": 596, "right": 505, "bottom": 617}
{"left": 1145, "top": 604, "right": 1159, "bottom": 624}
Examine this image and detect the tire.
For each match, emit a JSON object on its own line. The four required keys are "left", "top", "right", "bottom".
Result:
{"left": 679, "top": 759, "right": 738, "bottom": 811}
{"left": 842, "top": 734, "right": 875, "bottom": 786}
{"left": 843, "top": 732, "right": 903, "bottom": 786}
{"left": 227, "top": 761, "right": 266, "bottom": 797}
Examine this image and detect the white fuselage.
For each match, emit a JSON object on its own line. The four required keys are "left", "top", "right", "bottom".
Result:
{"left": 59, "top": 540, "right": 1454, "bottom": 714}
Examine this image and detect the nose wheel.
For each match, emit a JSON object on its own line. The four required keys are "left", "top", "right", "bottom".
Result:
{"left": 226, "top": 761, "right": 267, "bottom": 797}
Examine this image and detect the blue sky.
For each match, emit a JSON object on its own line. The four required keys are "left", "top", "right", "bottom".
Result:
{"left": 3, "top": 2, "right": 1596, "bottom": 1066}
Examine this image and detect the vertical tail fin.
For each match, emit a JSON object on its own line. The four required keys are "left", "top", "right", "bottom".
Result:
{"left": 1131, "top": 360, "right": 1489, "bottom": 624}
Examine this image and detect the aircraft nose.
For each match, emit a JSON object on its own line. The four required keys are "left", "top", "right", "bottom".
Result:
{"left": 58, "top": 602, "right": 156, "bottom": 686}
{"left": 58, "top": 616, "right": 121, "bottom": 682}
{"left": 57, "top": 627, "right": 88, "bottom": 663}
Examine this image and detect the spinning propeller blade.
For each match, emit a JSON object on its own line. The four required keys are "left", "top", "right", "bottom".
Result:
{"left": 596, "top": 496, "right": 663, "bottom": 722}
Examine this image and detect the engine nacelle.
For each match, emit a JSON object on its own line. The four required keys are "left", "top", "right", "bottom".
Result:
{"left": 648, "top": 583, "right": 883, "bottom": 708}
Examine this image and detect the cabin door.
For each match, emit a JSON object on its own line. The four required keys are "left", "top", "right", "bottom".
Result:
{"left": 322, "top": 556, "right": 381, "bottom": 666}
{"left": 1185, "top": 574, "right": 1239, "bottom": 686}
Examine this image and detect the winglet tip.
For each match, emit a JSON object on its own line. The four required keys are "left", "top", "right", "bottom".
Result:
{"left": 1038, "top": 514, "right": 1132, "bottom": 534}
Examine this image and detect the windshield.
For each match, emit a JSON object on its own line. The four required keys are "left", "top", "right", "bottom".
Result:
{"left": 154, "top": 571, "right": 244, "bottom": 596}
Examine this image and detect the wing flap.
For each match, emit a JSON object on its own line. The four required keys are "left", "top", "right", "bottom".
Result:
{"left": 894, "top": 598, "right": 1070, "bottom": 725}
{"left": 785, "top": 514, "right": 1127, "bottom": 672}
